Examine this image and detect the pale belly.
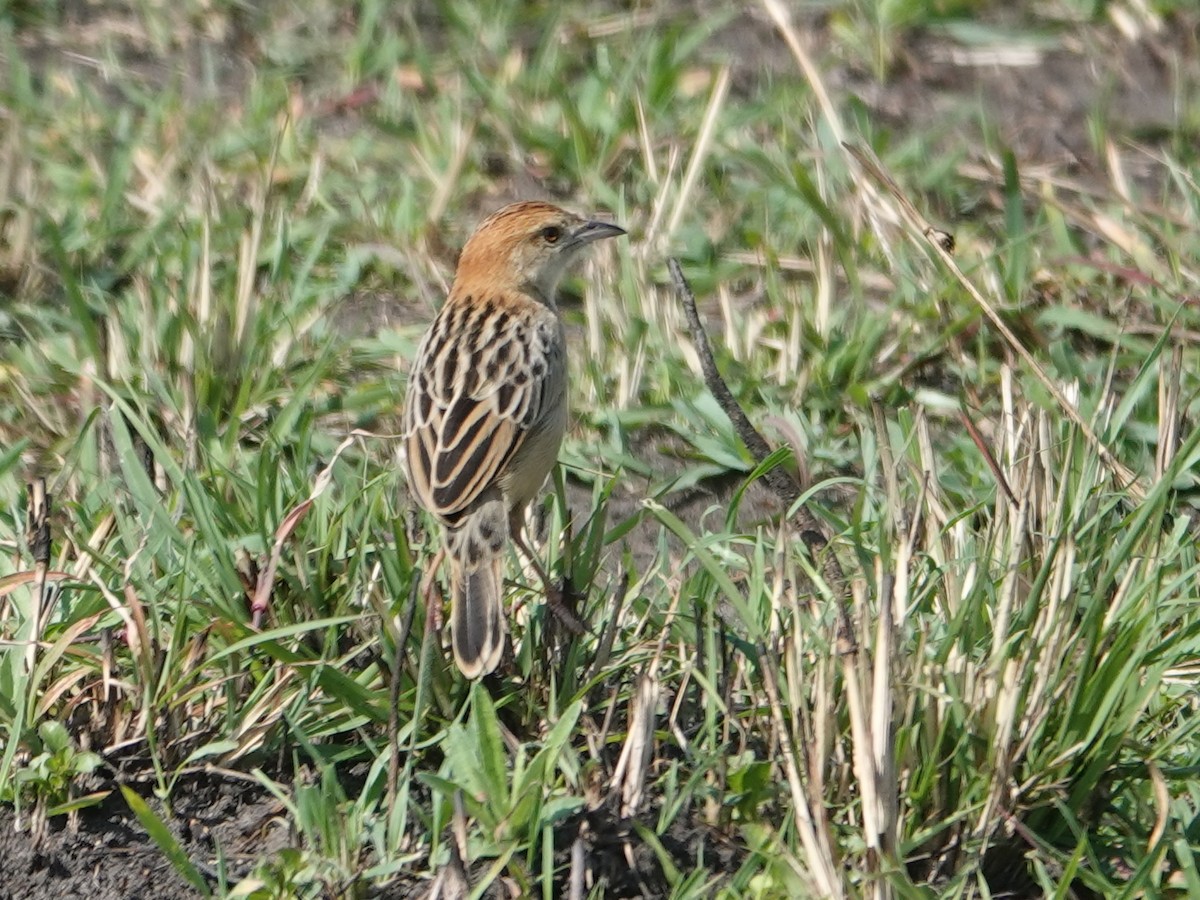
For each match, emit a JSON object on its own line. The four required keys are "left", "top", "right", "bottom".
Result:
{"left": 500, "top": 397, "right": 567, "bottom": 511}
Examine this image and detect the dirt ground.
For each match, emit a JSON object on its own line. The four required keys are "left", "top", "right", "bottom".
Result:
{"left": 0, "top": 781, "right": 244, "bottom": 900}
{"left": 3, "top": 2, "right": 1197, "bottom": 898}
{"left": 0, "top": 774, "right": 741, "bottom": 898}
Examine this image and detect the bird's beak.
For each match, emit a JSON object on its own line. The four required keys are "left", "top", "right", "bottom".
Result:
{"left": 569, "top": 219, "right": 626, "bottom": 247}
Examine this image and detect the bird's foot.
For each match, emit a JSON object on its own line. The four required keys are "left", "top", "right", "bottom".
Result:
{"left": 545, "top": 578, "right": 587, "bottom": 636}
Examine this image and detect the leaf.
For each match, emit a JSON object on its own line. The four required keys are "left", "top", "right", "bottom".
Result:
{"left": 538, "top": 795, "right": 584, "bottom": 826}
{"left": 119, "top": 785, "right": 212, "bottom": 898}
{"left": 38, "top": 721, "right": 71, "bottom": 754}
{"left": 632, "top": 821, "right": 682, "bottom": 887}
{"left": 72, "top": 751, "right": 103, "bottom": 776}
{"left": 179, "top": 740, "right": 240, "bottom": 768}
{"left": 439, "top": 730, "right": 490, "bottom": 807}
{"left": 0, "top": 570, "right": 75, "bottom": 600}
{"left": 45, "top": 789, "right": 110, "bottom": 818}
{"left": 643, "top": 499, "right": 760, "bottom": 639}
{"left": 516, "top": 699, "right": 582, "bottom": 801}
{"left": 207, "top": 615, "right": 364, "bottom": 663}
{"left": 471, "top": 686, "right": 510, "bottom": 810}
{"left": 227, "top": 876, "right": 268, "bottom": 897}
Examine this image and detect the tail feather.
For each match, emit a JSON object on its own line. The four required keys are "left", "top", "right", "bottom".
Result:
{"left": 446, "top": 493, "right": 508, "bottom": 678}
{"left": 450, "top": 554, "right": 505, "bottom": 678}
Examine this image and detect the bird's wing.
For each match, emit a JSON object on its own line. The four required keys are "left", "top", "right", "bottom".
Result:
{"left": 403, "top": 297, "right": 557, "bottom": 523}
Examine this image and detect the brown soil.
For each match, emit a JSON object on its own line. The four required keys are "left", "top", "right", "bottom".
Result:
{"left": 0, "top": 774, "right": 741, "bottom": 899}
{"left": 0, "top": 780, "right": 241, "bottom": 900}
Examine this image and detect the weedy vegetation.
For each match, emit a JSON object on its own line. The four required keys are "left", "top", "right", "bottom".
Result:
{"left": 1, "top": 1, "right": 1199, "bottom": 898}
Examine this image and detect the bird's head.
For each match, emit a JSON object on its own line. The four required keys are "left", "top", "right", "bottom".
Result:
{"left": 454, "top": 201, "right": 625, "bottom": 304}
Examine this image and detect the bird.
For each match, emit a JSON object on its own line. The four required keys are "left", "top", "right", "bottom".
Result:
{"left": 402, "top": 200, "right": 626, "bottom": 678}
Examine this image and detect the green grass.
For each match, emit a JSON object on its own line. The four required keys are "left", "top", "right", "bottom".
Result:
{"left": 2, "top": 1, "right": 1200, "bottom": 897}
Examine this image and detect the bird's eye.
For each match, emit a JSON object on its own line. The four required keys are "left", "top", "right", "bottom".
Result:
{"left": 540, "top": 225, "right": 563, "bottom": 244}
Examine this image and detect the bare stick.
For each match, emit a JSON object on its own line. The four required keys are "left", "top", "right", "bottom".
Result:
{"left": 386, "top": 574, "right": 420, "bottom": 834}
{"left": 668, "top": 259, "right": 852, "bottom": 649}
{"left": 25, "top": 479, "right": 51, "bottom": 676}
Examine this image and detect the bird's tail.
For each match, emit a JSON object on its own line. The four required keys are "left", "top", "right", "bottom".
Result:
{"left": 447, "top": 499, "right": 507, "bottom": 678}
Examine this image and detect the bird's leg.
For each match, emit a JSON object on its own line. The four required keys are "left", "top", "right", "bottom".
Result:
{"left": 508, "top": 513, "right": 587, "bottom": 636}
{"left": 421, "top": 545, "right": 446, "bottom": 632}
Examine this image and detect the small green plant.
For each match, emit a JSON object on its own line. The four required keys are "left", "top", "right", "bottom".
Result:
{"left": 421, "top": 687, "right": 584, "bottom": 895}
{"left": 13, "top": 720, "right": 105, "bottom": 826}
{"left": 228, "top": 848, "right": 342, "bottom": 900}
